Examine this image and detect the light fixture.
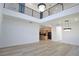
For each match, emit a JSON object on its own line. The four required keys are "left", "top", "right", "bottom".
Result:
{"left": 64, "top": 20, "right": 71, "bottom": 32}
{"left": 64, "top": 28, "right": 71, "bottom": 31}
{"left": 38, "top": 3, "right": 46, "bottom": 12}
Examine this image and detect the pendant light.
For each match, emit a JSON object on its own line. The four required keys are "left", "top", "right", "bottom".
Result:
{"left": 38, "top": 3, "right": 46, "bottom": 12}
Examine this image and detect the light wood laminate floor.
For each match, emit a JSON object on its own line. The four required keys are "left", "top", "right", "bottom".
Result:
{"left": 0, "top": 40, "right": 79, "bottom": 56}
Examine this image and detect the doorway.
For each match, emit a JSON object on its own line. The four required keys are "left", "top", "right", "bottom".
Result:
{"left": 39, "top": 27, "right": 52, "bottom": 41}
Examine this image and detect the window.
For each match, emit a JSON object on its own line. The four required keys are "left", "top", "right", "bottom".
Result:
{"left": 19, "top": 3, "right": 25, "bottom": 13}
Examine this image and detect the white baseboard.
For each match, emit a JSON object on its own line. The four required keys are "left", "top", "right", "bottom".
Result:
{"left": 0, "top": 40, "right": 39, "bottom": 48}
{"left": 52, "top": 39, "right": 79, "bottom": 46}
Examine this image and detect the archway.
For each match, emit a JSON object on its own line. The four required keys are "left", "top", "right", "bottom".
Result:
{"left": 39, "top": 26, "right": 52, "bottom": 41}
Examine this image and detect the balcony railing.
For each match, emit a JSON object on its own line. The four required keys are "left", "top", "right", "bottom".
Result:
{"left": 3, "top": 3, "right": 79, "bottom": 19}
{"left": 3, "top": 3, "right": 40, "bottom": 19}
{"left": 43, "top": 3, "right": 79, "bottom": 18}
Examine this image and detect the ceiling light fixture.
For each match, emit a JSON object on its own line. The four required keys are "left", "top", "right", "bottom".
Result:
{"left": 38, "top": 3, "right": 46, "bottom": 12}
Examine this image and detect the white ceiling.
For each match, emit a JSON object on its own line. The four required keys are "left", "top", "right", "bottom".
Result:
{"left": 25, "top": 3, "right": 57, "bottom": 12}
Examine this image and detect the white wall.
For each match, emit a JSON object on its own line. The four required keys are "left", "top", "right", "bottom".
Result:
{"left": 0, "top": 15, "right": 40, "bottom": 48}
{"left": 52, "top": 21, "right": 79, "bottom": 45}
{"left": 4, "top": 3, "right": 19, "bottom": 12}
{"left": 3, "top": 8, "right": 41, "bottom": 23}
{"left": 52, "top": 26, "right": 59, "bottom": 41}
{"left": 56, "top": 26, "right": 62, "bottom": 41}
{"left": 0, "top": 4, "right": 3, "bottom": 41}
{"left": 62, "top": 22, "right": 79, "bottom": 45}
{"left": 63, "top": 3, "right": 79, "bottom": 10}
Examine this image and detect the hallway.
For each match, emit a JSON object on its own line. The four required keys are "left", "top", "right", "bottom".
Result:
{"left": 0, "top": 40, "right": 79, "bottom": 56}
